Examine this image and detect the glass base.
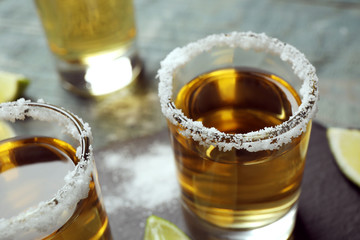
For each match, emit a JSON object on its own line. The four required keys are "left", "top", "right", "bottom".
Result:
{"left": 56, "top": 51, "right": 142, "bottom": 97}
{"left": 182, "top": 202, "right": 297, "bottom": 240}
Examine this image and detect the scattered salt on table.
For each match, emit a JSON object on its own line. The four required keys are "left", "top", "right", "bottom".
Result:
{"left": 99, "top": 142, "right": 179, "bottom": 213}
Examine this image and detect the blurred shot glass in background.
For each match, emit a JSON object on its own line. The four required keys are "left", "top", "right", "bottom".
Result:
{"left": 34, "top": 0, "right": 142, "bottom": 97}
{"left": 0, "top": 100, "right": 112, "bottom": 239}
{"left": 158, "top": 32, "right": 319, "bottom": 240}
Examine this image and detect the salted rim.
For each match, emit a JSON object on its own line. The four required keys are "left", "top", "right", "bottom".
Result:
{"left": 0, "top": 99, "right": 93, "bottom": 239}
{"left": 158, "top": 31, "right": 319, "bottom": 152}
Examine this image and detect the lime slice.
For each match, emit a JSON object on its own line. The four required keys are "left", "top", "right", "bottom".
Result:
{"left": 0, "top": 121, "right": 15, "bottom": 141}
{"left": 0, "top": 71, "right": 30, "bottom": 103}
{"left": 327, "top": 127, "right": 360, "bottom": 187}
{"left": 144, "top": 215, "right": 191, "bottom": 240}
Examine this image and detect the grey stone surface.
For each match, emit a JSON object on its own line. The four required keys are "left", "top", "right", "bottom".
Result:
{"left": 1, "top": 0, "right": 360, "bottom": 239}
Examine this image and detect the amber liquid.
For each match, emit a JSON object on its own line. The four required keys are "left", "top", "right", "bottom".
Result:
{"left": 0, "top": 137, "right": 112, "bottom": 239}
{"left": 35, "top": 0, "right": 136, "bottom": 63}
{"left": 170, "top": 67, "right": 312, "bottom": 229}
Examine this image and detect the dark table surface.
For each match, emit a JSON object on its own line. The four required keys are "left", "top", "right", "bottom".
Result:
{"left": 1, "top": 0, "right": 360, "bottom": 239}
{"left": 96, "top": 122, "right": 360, "bottom": 240}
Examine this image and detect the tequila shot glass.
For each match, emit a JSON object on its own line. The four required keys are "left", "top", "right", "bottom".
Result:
{"left": 34, "top": 0, "right": 142, "bottom": 97}
{"left": 0, "top": 99, "right": 112, "bottom": 239}
{"left": 158, "top": 32, "right": 319, "bottom": 240}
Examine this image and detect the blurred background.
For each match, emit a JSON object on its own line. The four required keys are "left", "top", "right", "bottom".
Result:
{"left": 1, "top": 0, "right": 359, "bottom": 148}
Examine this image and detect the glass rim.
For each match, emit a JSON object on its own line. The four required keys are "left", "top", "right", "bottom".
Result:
{"left": 158, "top": 31, "right": 319, "bottom": 152}
{"left": 0, "top": 99, "right": 93, "bottom": 238}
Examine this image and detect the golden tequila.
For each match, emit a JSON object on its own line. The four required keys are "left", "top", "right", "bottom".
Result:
{"left": 34, "top": 0, "right": 140, "bottom": 96}
{"left": 170, "top": 68, "right": 312, "bottom": 229}
{"left": 0, "top": 136, "right": 111, "bottom": 239}
{"left": 35, "top": 0, "right": 136, "bottom": 63}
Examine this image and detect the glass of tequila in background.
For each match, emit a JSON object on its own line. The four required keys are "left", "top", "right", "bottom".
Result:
{"left": 0, "top": 100, "right": 112, "bottom": 239}
{"left": 158, "top": 32, "right": 319, "bottom": 239}
{"left": 34, "top": 0, "right": 142, "bottom": 97}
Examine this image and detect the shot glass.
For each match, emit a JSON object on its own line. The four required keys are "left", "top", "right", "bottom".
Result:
{"left": 0, "top": 99, "right": 112, "bottom": 239}
{"left": 158, "top": 32, "right": 319, "bottom": 239}
{"left": 34, "top": 0, "right": 142, "bottom": 97}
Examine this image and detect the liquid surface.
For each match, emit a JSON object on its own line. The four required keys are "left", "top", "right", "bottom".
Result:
{"left": 176, "top": 67, "right": 300, "bottom": 133}
{"left": 0, "top": 137, "right": 76, "bottom": 219}
{"left": 0, "top": 136, "right": 111, "bottom": 239}
{"left": 171, "top": 68, "right": 311, "bottom": 228}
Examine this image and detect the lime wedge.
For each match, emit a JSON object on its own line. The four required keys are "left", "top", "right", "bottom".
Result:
{"left": 0, "top": 71, "right": 30, "bottom": 103}
{"left": 144, "top": 215, "right": 191, "bottom": 240}
{"left": 0, "top": 121, "right": 15, "bottom": 141}
{"left": 327, "top": 127, "right": 360, "bottom": 187}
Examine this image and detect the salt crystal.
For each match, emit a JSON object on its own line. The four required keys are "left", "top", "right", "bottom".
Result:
{"left": 0, "top": 99, "right": 93, "bottom": 240}
{"left": 157, "top": 31, "right": 319, "bottom": 152}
